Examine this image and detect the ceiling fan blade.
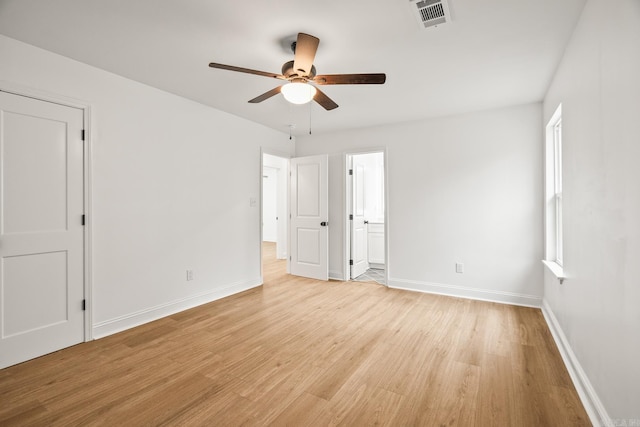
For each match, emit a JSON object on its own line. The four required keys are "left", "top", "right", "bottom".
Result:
{"left": 209, "top": 62, "right": 286, "bottom": 80}
{"left": 313, "top": 73, "right": 386, "bottom": 85}
{"left": 313, "top": 87, "right": 339, "bottom": 111}
{"left": 248, "top": 86, "right": 282, "bottom": 103}
{"left": 292, "top": 33, "right": 320, "bottom": 77}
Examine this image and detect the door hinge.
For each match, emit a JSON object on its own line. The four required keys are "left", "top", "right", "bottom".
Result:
{"left": 349, "top": 259, "right": 354, "bottom": 266}
{"left": 81, "top": 214, "right": 86, "bottom": 226}
{"left": 349, "top": 214, "right": 353, "bottom": 220}
{"left": 81, "top": 129, "right": 85, "bottom": 141}
{"left": 349, "top": 169, "right": 353, "bottom": 175}
{"left": 82, "top": 299, "right": 86, "bottom": 311}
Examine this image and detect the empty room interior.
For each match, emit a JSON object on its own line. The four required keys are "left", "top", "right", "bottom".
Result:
{"left": 0, "top": 0, "right": 638, "bottom": 425}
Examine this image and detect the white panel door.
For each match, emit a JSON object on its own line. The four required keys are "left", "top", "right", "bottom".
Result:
{"left": 290, "top": 155, "right": 328, "bottom": 281}
{"left": 350, "top": 160, "right": 369, "bottom": 278}
{"left": 0, "top": 91, "right": 85, "bottom": 369}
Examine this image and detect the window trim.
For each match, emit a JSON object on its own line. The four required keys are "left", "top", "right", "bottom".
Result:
{"left": 544, "top": 104, "right": 564, "bottom": 282}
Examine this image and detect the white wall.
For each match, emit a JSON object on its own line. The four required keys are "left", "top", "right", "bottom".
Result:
{"left": 542, "top": 0, "right": 640, "bottom": 422}
{"left": 0, "top": 35, "right": 294, "bottom": 337}
{"left": 296, "top": 103, "right": 543, "bottom": 305}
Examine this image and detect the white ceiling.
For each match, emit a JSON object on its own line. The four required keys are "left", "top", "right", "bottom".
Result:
{"left": 0, "top": 0, "right": 586, "bottom": 136}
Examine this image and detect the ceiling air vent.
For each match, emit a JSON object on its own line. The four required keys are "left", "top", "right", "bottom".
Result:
{"left": 409, "top": 0, "right": 452, "bottom": 29}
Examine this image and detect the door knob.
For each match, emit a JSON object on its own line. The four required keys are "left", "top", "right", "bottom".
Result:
{"left": 320, "top": 222, "right": 328, "bottom": 226}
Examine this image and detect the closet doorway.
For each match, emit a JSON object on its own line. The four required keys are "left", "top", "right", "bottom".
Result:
{"left": 261, "top": 152, "right": 288, "bottom": 265}
{"left": 346, "top": 151, "right": 387, "bottom": 285}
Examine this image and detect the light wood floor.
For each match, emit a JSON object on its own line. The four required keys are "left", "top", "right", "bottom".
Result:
{"left": 0, "top": 242, "right": 590, "bottom": 426}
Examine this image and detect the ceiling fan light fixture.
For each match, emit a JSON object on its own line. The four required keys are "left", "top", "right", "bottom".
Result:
{"left": 209, "top": 32, "right": 385, "bottom": 111}
{"left": 281, "top": 82, "right": 317, "bottom": 104}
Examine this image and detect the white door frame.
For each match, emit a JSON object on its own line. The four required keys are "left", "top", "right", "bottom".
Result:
{"left": 259, "top": 148, "right": 291, "bottom": 282}
{"left": 344, "top": 148, "right": 389, "bottom": 286}
{"left": 0, "top": 81, "right": 93, "bottom": 340}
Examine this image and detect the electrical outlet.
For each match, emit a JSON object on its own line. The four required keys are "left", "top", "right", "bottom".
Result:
{"left": 186, "top": 269, "right": 194, "bottom": 281}
{"left": 455, "top": 263, "right": 464, "bottom": 274}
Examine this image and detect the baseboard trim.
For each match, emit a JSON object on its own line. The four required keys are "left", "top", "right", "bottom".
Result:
{"left": 329, "top": 270, "right": 345, "bottom": 281}
{"left": 92, "top": 278, "right": 262, "bottom": 339}
{"left": 541, "top": 300, "right": 610, "bottom": 427}
{"left": 388, "top": 278, "right": 542, "bottom": 308}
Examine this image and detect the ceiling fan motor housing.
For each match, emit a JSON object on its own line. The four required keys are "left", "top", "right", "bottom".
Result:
{"left": 282, "top": 60, "right": 316, "bottom": 80}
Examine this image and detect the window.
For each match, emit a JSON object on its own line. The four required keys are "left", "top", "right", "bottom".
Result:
{"left": 553, "top": 117, "right": 563, "bottom": 266}
{"left": 544, "top": 104, "right": 564, "bottom": 276}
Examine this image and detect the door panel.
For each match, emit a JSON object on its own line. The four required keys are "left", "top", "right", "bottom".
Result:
{"left": 296, "top": 163, "right": 320, "bottom": 216}
{"left": 3, "top": 112, "right": 68, "bottom": 233}
{"left": 0, "top": 91, "right": 85, "bottom": 369}
{"left": 353, "top": 227, "right": 366, "bottom": 265}
{"left": 290, "top": 155, "right": 328, "bottom": 280}
{"left": 3, "top": 251, "right": 68, "bottom": 337}
{"left": 297, "top": 228, "right": 321, "bottom": 264}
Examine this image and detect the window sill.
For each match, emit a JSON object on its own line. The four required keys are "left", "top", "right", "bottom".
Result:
{"left": 542, "top": 260, "right": 565, "bottom": 284}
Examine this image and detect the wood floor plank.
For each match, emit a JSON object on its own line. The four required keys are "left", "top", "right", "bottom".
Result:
{"left": 270, "top": 392, "right": 329, "bottom": 426}
{"left": 476, "top": 353, "right": 515, "bottom": 426}
{"left": 0, "top": 242, "right": 590, "bottom": 426}
{"left": 306, "top": 328, "right": 386, "bottom": 401}
{"left": 0, "top": 401, "right": 49, "bottom": 426}
{"left": 432, "top": 360, "right": 481, "bottom": 426}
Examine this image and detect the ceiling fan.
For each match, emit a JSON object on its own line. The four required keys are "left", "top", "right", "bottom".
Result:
{"left": 208, "top": 33, "right": 386, "bottom": 111}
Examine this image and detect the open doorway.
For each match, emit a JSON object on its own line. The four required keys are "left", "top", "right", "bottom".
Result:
{"left": 261, "top": 152, "right": 289, "bottom": 280}
{"left": 346, "top": 151, "right": 387, "bottom": 285}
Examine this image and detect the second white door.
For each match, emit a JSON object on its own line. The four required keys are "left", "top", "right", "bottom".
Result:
{"left": 350, "top": 159, "right": 369, "bottom": 278}
{"left": 289, "top": 155, "right": 328, "bottom": 281}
